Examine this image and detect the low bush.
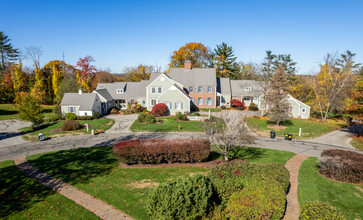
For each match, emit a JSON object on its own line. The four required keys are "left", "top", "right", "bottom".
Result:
{"left": 138, "top": 113, "right": 156, "bottom": 124}
{"left": 146, "top": 174, "right": 213, "bottom": 220}
{"left": 299, "top": 201, "right": 346, "bottom": 220}
{"left": 93, "top": 112, "right": 101, "bottom": 119}
{"left": 151, "top": 103, "right": 168, "bottom": 117}
{"left": 319, "top": 149, "right": 363, "bottom": 184}
{"left": 348, "top": 124, "right": 363, "bottom": 137}
{"left": 220, "top": 106, "right": 227, "bottom": 110}
{"left": 176, "top": 112, "right": 188, "bottom": 121}
{"left": 77, "top": 116, "right": 93, "bottom": 120}
{"left": 208, "top": 162, "right": 289, "bottom": 202}
{"left": 224, "top": 179, "right": 286, "bottom": 220}
{"left": 61, "top": 120, "right": 82, "bottom": 131}
{"left": 65, "top": 112, "right": 77, "bottom": 120}
{"left": 230, "top": 99, "right": 246, "bottom": 110}
{"left": 113, "top": 139, "right": 210, "bottom": 164}
{"left": 109, "top": 107, "right": 118, "bottom": 115}
{"left": 249, "top": 103, "right": 259, "bottom": 111}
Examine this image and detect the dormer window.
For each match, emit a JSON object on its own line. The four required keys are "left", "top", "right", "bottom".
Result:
{"left": 116, "top": 89, "right": 124, "bottom": 94}
{"left": 245, "top": 87, "right": 252, "bottom": 91}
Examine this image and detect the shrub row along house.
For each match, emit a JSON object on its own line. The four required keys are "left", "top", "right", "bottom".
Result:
{"left": 60, "top": 61, "right": 311, "bottom": 118}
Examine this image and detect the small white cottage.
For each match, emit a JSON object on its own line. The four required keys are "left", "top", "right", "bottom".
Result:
{"left": 60, "top": 89, "right": 102, "bottom": 116}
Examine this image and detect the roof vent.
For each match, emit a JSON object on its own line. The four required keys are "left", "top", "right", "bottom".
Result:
{"left": 79, "top": 89, "right": 83, "bottom": 95}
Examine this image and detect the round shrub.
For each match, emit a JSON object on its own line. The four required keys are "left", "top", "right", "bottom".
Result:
{"left": 208, "top": 162, "right": 289, "bottom": 202}
{"left": 93, "top": 112, "right": 101, "bottom": 119}
{"left": 299, "top": 201, "right": 346, "bottom": 220}
{"left": 65, "top": 112, "right": 77, "bottom": 120}
{"left": 151, "top": 103, "right": 168, "bottom": 117}
{"left": 176, "top": 112, "right": 187, "bottom": 121}
{"left": 249, "top": 102, "right": 259, "bottom": 111}
{"left": 146, "top": 174, "right": 213, "bottom": 220}
{"left": 230, "top": 99, "right": 245, "bottom": 110}
{"left": 61, "top": 120, "right": 82, "bottom": 131}
{"left": 138, "top": 113, "right": 155, "bottom": 124}
{"left": 224, "top": 180, "right": 286, "bottom": 220}
{"left": 113, "top": 139, "right": 210, "bottom": 164}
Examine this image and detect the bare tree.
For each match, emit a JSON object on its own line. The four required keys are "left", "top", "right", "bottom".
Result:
{"left": 310, "top": 51, "right": 359, "bottom": 120}
{"left": 203, "top": 111, "right": 255, "bottom": 161}
{"left": 24, "top": 46, "right": 42, "bottom": 68}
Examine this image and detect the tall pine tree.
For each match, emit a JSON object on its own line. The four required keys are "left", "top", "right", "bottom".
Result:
{"left": 264, "top": 67, "right": 291, "bottom": 126}
{"left": 214, "top": 42, "right": 240, "bottom": 79}
{"left": 0, "top": 32, "right": 19, "bottom": 70}
{"left": 262, "top": 50, "right": 297, "bottom": 82}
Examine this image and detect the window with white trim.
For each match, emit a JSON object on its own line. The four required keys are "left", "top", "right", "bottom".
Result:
{"left": 151, "top": 87, "right": 156, "bottom": 94}
{"left": 150, "top": 98, "right": 156, "bottom": 106}
{"left": 175, "top": 102, "right": 182, "bottom": 110}
{"left": 116, "top": 89, "right": 124, "bottom": 94}
{"left": 207, "top": 98, "right": 213, "bottom": 106}
{"left": 142, "top": 100, "right": 146, "bottom": 106}
{"left": 68, "top": 106, "right": 76, "bottom": 113}
{"left": 198, "top": 86, "right": 204, "bottom": 93}
{"left": 198, "top": 98, "right": 204, "bottom": 105}
{"left": 245, "top": 87, "right": 252, "bottom": 91}
{"left": 301, "top": 108, "right": 306, "bottom": 113}
{"left": 207, "top": 86, "right": 213, "bottom": 93}
{"left": 189, "top": 86, "right": 194, "bottom": 93}
{"left": 158, "top": 87, "right": 162, "bottom": 93}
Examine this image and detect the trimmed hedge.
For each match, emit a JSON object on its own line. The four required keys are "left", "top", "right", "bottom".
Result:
{"left": 207, "top": 162, "right": 289, "bottom": 202}
{"left": 113, "top": 139, "right": 210, "bottom": 164}
{"left": 61, "top": 120, "right": 82, "bottom": 131}
{"left": 146, "top": 174, "right": 213, "bottom": 220}
{"left": 299, "top": 201, "right": 346, "bottom": 220}
{"left": 319, "top": 149, "right": 363, "bottom": 184}
{"left": 151, "top": 103, "right": 168, "bottom": 117}
{"left": 77, "top": 116, "right": 93, "bottom": 120}
{"left": 65, "top": 112, "right": 77, "bottom": 120}
{"left": 224, "top": 179, "right": 286, "bottom": 220}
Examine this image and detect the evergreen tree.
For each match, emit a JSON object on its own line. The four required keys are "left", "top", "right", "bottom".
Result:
{"left": 214, "top": 42, "right": 240, "bottom": 79}
{"left": 261, "top": 50, "right": 276, "bottom": 79}
{"left": 262, "top": 50, "right": 297, "bottom": 82}
{"left": 16, "top": 93, "right": 44, "bottom": 130}
{"left": 264, "top": 67, "right": 291, "bottom": 126}
{"left": 0, "top": 32, "right": 19, "bottom": 70}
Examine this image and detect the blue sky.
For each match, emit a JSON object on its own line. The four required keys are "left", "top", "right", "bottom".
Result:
{"left": 2, "top": 0, "right": 362, "bottom": 74}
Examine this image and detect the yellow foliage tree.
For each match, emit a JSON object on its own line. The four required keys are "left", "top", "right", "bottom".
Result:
{"left": 169, "top": 42, "right": 211, "bottom": 70}
{"left": 12, "top": 63, "right": 28, "bottom": 103}
{"left": 43, "top": 60, "right": 67, "bottom": 103}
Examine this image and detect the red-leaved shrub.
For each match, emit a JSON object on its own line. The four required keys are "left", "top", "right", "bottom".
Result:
{"left": 151, "top": 103, "right": 168, "bottom": 117}
{"left": 319, "top": 149, "right": 363, "bottom": 184}
{"left": 113, "top": 139, "right": 210, "bottom": 164}
{"left": 230, "top": 99, "right": 246, "bottom": 110}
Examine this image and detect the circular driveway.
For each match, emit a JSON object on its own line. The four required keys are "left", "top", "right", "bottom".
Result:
{"left": 0, "top": 119, "right": 31, "bottom": 148}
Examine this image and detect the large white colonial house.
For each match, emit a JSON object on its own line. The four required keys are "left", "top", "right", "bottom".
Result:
{"left": 60, "top": 62, "right": 311, "bottom": 118}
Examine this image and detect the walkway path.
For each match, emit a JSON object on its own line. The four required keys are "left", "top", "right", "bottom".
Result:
{"left": 283, "top": 154, "right": 309, "bottom": 220}
{"left": 14, "top": 157, "right": 133, "bottom": 220}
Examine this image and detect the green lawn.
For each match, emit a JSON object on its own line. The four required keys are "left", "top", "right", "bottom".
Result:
{"left": 246, "top": 117, "right": 345, "bottom": 140}
{"left": 351, "top": 138, "right": 363, "bottom": 150}
{"left": 199, "top": 108, "right": 221, "bottom": 112}
{"left": 0, "top": 104, "right": 54, "bottom": 120}
{"left": 0, "top": 160, "right": 98, "bottom": 219}
{"left": 26, "top": 145, "right": 295, "bottom": 219}
{"left": 130, "top": 116, "right": 205, "bottom": 132}
{"left": 20, "top": 118, "right": 115, "bottom": 141}
{"left": 298, "top": 157, "right": 363, "bottom": 220}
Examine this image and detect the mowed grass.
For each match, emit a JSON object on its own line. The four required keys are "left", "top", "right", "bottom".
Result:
{"left": 298, "top": 157, "right": 363, "bottom": 220}
{"left": 246, "top": 117, "right": 345, "bottom": 140}
{"left": 200, "top": 108, "right": 221, "bottom": 112}
{"left": 130, "top": 116, "right": 204, "bottom": 132}
{"left": 20, "top": 118, "right": 114, "bottom": 141}
{"left": 0, "top": 160, "right": 98, "bottom": 219}
{"left": 27, "top": 145, "right": 295, "bottom": 219}
{"left": 351, "top": 137, "right": 363, "bottom": 150}
{"left": 0, "top": 104, "right": 54, "bottom": 120}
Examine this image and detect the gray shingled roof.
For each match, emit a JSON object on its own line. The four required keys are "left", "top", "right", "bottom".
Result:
{"left": 94, "top": 89, "right": 113, "bottom": 101}
{"left": 168, "top": 68, "right": 217, "bottom": 86}
{"left": 96, "top": 80, "right": 150, "bottom": 100}
{"left": 61, "top": 93, "right": 97, "bottom": 111}
{"left": 230, "top": 80, "right": 264, "bottom": 97}
{"left": 217, "top": 78, "right": 231, "bottom": 94}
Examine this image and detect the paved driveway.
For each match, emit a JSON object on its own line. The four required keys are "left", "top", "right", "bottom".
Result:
{"left": 0, "top": 120, "right": 31, "bottom": 148}
{"left": 105, "top": 114, "right": 138, "bottom": 133}
{"left": 307, "top": 128, "right": 354, "bottom": 148}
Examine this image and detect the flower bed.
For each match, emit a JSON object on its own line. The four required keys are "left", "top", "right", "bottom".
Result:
{"left": 113, "top": 139, "right": 210, "bottom": 165}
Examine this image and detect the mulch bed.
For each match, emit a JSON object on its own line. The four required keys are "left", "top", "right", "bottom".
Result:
{"left": 118, "top": 159, "right": 245, "bottom": 169}
{"left": 267, "top": 125, "right": 287, "bottom": 130}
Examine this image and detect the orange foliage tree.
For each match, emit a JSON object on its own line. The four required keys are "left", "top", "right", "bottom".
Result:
{"left": 169, "top": 42, "right": 212, "bottom": 70}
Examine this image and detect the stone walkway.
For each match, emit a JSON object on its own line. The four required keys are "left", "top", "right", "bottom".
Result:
{"left": 283, "top": 154, "right": 310, "bottom": 220}
{"left": 13, "top": 157, "right": 133, "bottom": 220}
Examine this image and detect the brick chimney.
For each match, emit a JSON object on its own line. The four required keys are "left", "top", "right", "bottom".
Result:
{"left": 184, "top": 60, "right": 192, "bottom": 70}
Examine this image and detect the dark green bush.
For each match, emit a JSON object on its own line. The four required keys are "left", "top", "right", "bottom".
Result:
{"left": 61, "top": 120, "right": 82, "bottom": 131}
{"left": 299, "top": 201, "right": 346, "bottom": 220}
{"left": 224, "top": 179, "right": 286, "bottom": 220}
{"left": 249, "top": 103, "right": 259, "bottom": 111}
{"left": 77, "top": 116, "right": 93, "bottom": 120}
{"left": 146, "top": 174, "right": 213, "bottom": 220}
{"left": 65, "top": 112, "right": 77, "bottom": 120}
{"left": 208, "top": 162, "right": 289, "bottom": 202}
{"left": 176, "top": 112, "right": 188, "bottom": 121}
{"left": 93, "top": 112, "right": 101, "bottom": 119}
{"left": 138, "top": 113, "right": 156, "bottom": 124}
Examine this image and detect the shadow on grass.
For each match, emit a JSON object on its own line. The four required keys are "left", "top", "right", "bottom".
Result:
{"left": 229, "top": 146, "right": 266, "bottom": 160}
{"left": 0, "top": 109, "right": 17, "bottom": 116}
{"left": 0, "top": 161, "right": 55, "bottom": 218}
{"left": 27, "top": 146, "right": 118, "bottom": 186}
{"left": 267, "top": 120, "right": 293, "bottom": 126}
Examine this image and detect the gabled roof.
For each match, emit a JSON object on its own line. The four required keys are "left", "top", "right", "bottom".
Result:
{"left": 286, "top": 94, "right": 311, "bottom": 108}
{"left": 230, "top": 80, "right": 264, "bottom": 97}
{"left": 168, "top": 68, "right": 217, "bottom": 86}
{"left": 94, "top": 89, "right": 113, "bottom": 101}
{"left": 61, "top": 93, "right": 97, "bottom": 111}
{"left": 217, "top": 78, "right": 231, "bottom": 94}
{"left": 157, "top": 84, "right": 191, "bottom": 101}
